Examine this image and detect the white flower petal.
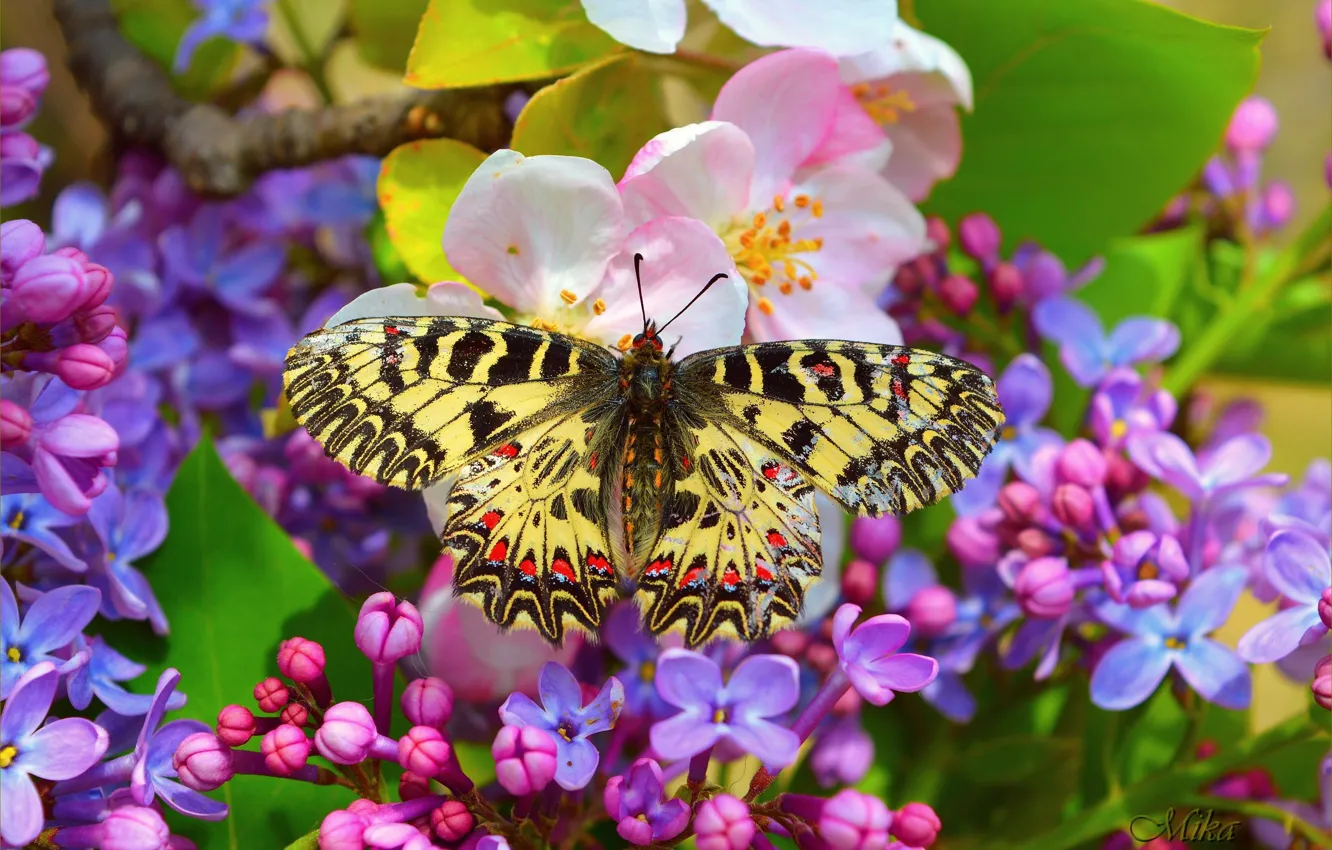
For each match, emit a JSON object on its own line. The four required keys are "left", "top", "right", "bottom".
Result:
{"left": 839, "top": 22, "right": 973, "bottom": 110}
{"left": 443, "top": 151, "right": 625, "bottom": 315}
{"left": 324, "top": 282, "right": 503, "bottom": 329}
{"left": 703, "top": 0, "right": 898, "bottom": 57}
{"left": 748, "top": 282, "right": 903, "bottom": 345}
{"left": 581, "top": 0, "right": 687, "bottom": 54}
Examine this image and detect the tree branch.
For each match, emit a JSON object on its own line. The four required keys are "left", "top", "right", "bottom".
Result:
{"left": 51, "top": 0, "right": 524, "bottom": 196}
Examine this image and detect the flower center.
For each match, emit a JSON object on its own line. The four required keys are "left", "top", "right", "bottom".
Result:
{"left": 557, "top": 720, "right": 578, "bottom": 742}
{"left": 1000, "top": 425, "right": 1018, "bottom": 442}
{"left": 7, "top": 510, "right": 23, "bottom": 530}
{"left": 1137, "top": 561, "right": 1159, "bottom": 581}
{"left": 1164, "top": 635, "right": 1187, "bottom": 650}
{"left": 0, "top": 745, "right": 16, "bottom": 769}
{"left": 712, "top": 707, "right": 729, "bottom": 725}
{"left": 1111, "top": 419, "right": 1129, "bottom": 440}
{"left": 721, "top": 194, "right": 825, "bottom": 315}
{"left": 5, "top": 647, "right": 19, "bottom": 663}
{"left": 523, "top": 291, "right": 612, "bottom": 346}
{"left": 638, "top": 660, "right": 655, "bottom": 683}
{"left": 851, "top": 82, "right": 918, "bottom": 125}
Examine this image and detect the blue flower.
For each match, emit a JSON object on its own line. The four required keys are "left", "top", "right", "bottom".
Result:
{"left": 1, "top": 494, "right": 85, "bottom": 572}
{"left": 67, "top": 634, "right": 185, "bottom": 716}
{"left": 498, "top": 662, "right": 624, "bottom": 791}
{"left": 1238, "top": 530, "right": 1329, "bottom": 663}
{"left": 1032, "top": 297, "right": 1180, "bottom": 387}
{"left": 602, "top": 602, "right": 676, "bottom": 719}
{"left": 1091, "top": 566, "right": 1251, "bottom": 710}
{"left": 173, "top": 0, "right": 271, "bottom": 74}
{"left": 1, "top": 579, "right": 100, "bottom": 698}
{"left": 934, "top": 568, "right": 1021, "bottom": 675}
{"left": 159, "top": 204, "right": 286, "bottom": 316}
{"left": 1011, "top": 242, "right": 1105, "bottom": 302}
{"left": 952, "top": 354, "right": 1063, "bottom": 514}
{"left": 85, "top": 484, "right": 169, "bottom": 635}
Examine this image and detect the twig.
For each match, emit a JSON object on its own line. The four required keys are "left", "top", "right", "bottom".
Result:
{"left": 51, "top": 0, "right": 527, "bottom": 196}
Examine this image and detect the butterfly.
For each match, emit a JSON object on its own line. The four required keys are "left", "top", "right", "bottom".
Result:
{"left": 283, "top": 259, "right": 1005, "bottom": 647}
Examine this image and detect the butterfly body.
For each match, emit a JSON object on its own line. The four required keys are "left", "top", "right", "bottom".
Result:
{"left": 284, "top": 314, "right": 1005, "bottom": 648}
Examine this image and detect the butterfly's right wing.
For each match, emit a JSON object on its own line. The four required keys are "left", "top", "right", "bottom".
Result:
{"left": 283, "top": 316, "right": 619, "bottom": 488}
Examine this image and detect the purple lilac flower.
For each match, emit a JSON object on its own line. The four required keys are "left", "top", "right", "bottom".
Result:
{"left": 649, "top": 649, "right": 800, "bottom": 768}
{"left": 83, "top": 483, "right": 170, "bottom": 635}
{"left": 0, "top": 49, "right": 51, "bottom": 208}
{"left": 1238, "top": 530, "right": 1330, "bottom": 663}
{"left": 1091, "top": 566, "right": 1252, "bottom": 710}
{"left": 1, "top": 579, "right": 100, "bottom": 698}
{"left": 159, "top": 204, "right": 286, "bottom": 315}
{"left": 0, "top": 662, "right": 109, "bottom": 847}
{"left": 809, "top": 715, "right": 874, "bottom": 787}
{"left": 1088, "top": 368, "right": 1177, "bottom": 448}
{"left": 1251, "top": 754, "right": 1331, "bottom": 849}
{"left": 831, "top": 604, "right": 938, "bottom": 707}
{"left": 68, "top": 634, "right": 185, "bottom": 716}
{"left": 1010, "top": 241, "right": 1106, "bottom": 303}
{"left": 1128, "top": 431, "right": 1287, "bottom": 505}
{"left": 498, "top": 662, "right": 623, "bottom": 790}
{"left": 1032, "top": 296, "right": 1180, "bottom": 387}
{"left": 603, "top": 601, "right": 676, "bottom": 719}
{"left": 603, "top": 758, "right": 690, "bottom": 845}
{"left": 0, "top": 493, "right": 85, "bottom": 571}
{"left": 1102, "top": 530, "right": 1190, "bottom": 608}
{"left": 953, "top": 354, "right": 1063, "bottom": 514}
{"left": 174, "top": 0, "right": 271, "bottom": 73}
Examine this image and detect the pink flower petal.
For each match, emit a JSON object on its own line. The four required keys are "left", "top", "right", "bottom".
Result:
{"left": 40, "top": 414, "right": 118, "bottom": 458}
{"left": 801, "top": 86, "right": 891, "bottom": 172}
{"left": 882, "top": 97, "right": 963, "bottom": 202}
{"left": 619, "top": 122, "right": 754, "bottom": 229}
{"left": 747, "top": 282, "right": 903, "bottom": 345}
{"left": 443, "top": 151, "right": 625, "bottom": 314}
{"left": 839, "top": 22, "right": 973, "bottom": 110}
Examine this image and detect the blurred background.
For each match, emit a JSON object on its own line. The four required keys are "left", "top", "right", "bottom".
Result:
{"left": 3, "top": 0, "right": 1328, "bottom": 730}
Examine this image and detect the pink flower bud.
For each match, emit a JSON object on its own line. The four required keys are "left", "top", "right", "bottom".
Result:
{"left": 987, "top": 262, "right": 1024, "bottom": 309}
{"left": 938, "top": 274, "right": 979, "bottom": 316}
{"left": 80, "top": 262, "right": 112, "bottom": 309}
{"left": 277, "top": 636, "right": 327, "bottom": 684}
{"left": 1015, "top": 557, "right": 1074, "bottom": 619}
{"left": 431, "top": 799, "right": 474, "bottom": 842}
{"left": 492, "top": 724, "right": 558, "bottom": 796}
{"left": 893, "top": 802, "right": 942, "bottom": 847}
{"left": 998, "top": 482, "right": 1043, "bottom": 525}
{"left": 832, "top": 686, "right": 862, "bottom": 716}
{"left": 97, "top": 325, "right": 128, "bottom": 370}
{"left": 849, "top": 515, "right": 901, "bottom": 564}
{"left": 399, "top": 725, "right": 452, "bottom": 777}
{"left": 280, "top": 703, "right": 308, "bottom": 727}
{"left": 216, "top": 704, "right": 256, "bottom": 746}
{"left": 55, "top": 343, "right": 115, "bottom": 390}
{"left": 1225, "top": 97, "right": 1278, "bottom": 153}
{"left": 1314, "top": 654, "right": 1332, "bottom": 711}
{"left": 925, "top": 217, "right": 951, "bottom": 252}
{"left": 770, "top": 628, "right": 810, "bottom": 657}
{"left": 694, "top": 794, "right": 755, "bottom": 850}
{"left": 1, "top": 49, "right": 50, "bottom": 100}
{"left": 841, "top": 558, "right": 878, "bottom": 606}
{"left": 1057, "top": 439, "right": 1107, "bottom": 487}
{"left": 821, "top": 788, "right": 892, "bottom": 850}
{"left": 0, "top": 86, "right": 35, "bottom": 128}
{"left": 893, "top": 263, "right": 925, "bottom": 298}
{"left": 261, "top": 723, "right": 311, "bottom": 776}
{"left": 10, "top": 255, "right": 87, "bottom": 324}
{"left": 806, "top": 641, "right": 839, "bottom": 676}
{"left": 100, "top": 805, "right": 169, "bottom": 850}
{"left": 401, "top": 677, "right": 454, "bottom": 728}
{"left": 253, "top": 677, "right": 288, "bottom": 713}
{"left": 1052, "top": 483, "right": 1095, "bottom": 530}
{"left": 315, "top": 702, "right": 377, "bottom": 765}
{"left": 1320, "top": 588, "right": 1332, "bottom": 631}
{"left": 906, "top": 585, "right": 958, "bottom": 638}
{"left": 1016, "top": 527, "right": 1058, "bottom": 558}
{"left": 398, "top": 770, "right": 431, "bottom": 800}
{"left": 320, "top": 808, "right": 369, "bottom": 850}
{"left": 1106, "top": 452, "right": 1149, "bottom": 497}
{"left": 72, "top": 305, "right": 118, "bottom": 344}
{"left": 0, "top": 399, "right": 33, "bottom": 448}
{"left": 355, "top": 592, "right": 424, "bottom": 664}
{"left": 1195, "top": 740, "right": 1219, "bottom": 760}
{"left": 1320, "top": 0, "right": 1332, "bottom": 58}
{"left": 958, "top": 212, "right": 1001, "bottom": 262}
{"left": 947, "top": 515, "right": 999, "bottom": 568}
{"left": 173, "top": 732, "right": 235, "bottom": 791}
{"left": 1261, "top": 181, "right": 1295, "bottom": 229}
{"left": 0, "top": 219, "right": 45, "bottom": 282}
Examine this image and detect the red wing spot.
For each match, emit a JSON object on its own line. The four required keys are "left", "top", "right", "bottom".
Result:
{"left": 762, "top": 463, "right": 780, "bottom": 480}
{"left": 681, "top": 456, "right": 691, "bottom": 470}
{"left": 481, "top": 510, "right": 502, "bottom": 530}
{"left": 755, "top": 564, "right": 775, "bottom": 582}
{"left": 892, "top": 378, "right": 907, "bottom": 399}
{"left": 488, "top": 541, "right": 509, "bottom": 562}
{"left": 766, "top": 531, "right": 787, "bottom": 547}
{"left": 645, "top": 558, "right": 673, "bottom": 577}
{"left": 722, "top": 566, "right": 741, "bottom": 587}
{"left": 551, "top": 558, "right": 576, "bottom": 582}
{"left": 384, "top": 325, "right": 400, "bottom": 335}
{"left": 586, "top": 553, "right": 611, "bottom": 573}
{"left": 892, "top": 354, "right": 910, "bottom": 365}
{"left": 678, "top": 566, "right": 706, "bottom": 588}
{"left": 811, "top": 363, "right": 835, "bottom": 377}
{"left": 493, "top": 444, "right": 519, "bottom": 458}
{"left": 519, "top": 559, "right": 537, "bottom": 577}
{"left": 589, "top": 452, "right": 598, "bottom": 470}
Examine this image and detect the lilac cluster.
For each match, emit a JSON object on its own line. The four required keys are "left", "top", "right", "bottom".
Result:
{"left": 0, "top": 48, "right": 51, "bottom": 208}
{"left": 174, "top": 591, "right": 945, "bottom": 849}
{"left": 1, "top": 583, "right": 217, "bottom": 847}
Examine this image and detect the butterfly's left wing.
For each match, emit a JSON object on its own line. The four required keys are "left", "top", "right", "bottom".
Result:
{"left": 676, "top": 340, "right": 1004, "bottom": 517}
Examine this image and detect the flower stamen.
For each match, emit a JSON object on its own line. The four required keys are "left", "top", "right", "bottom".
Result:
{"left": 0, "top": 745, "right": 16, "bottom": 768}
{"left": 560, "top": 289, "right": 578, "bottom": 306}
{"left": 721, "top": 194, "right": 826, "bottom": 298}
{"left": 851, "top": 82, "right": 918, "bottom": 125}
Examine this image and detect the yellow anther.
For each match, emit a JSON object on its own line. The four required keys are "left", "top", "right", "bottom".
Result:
{"left": 617, "top": 334, "right": 633, "bottom": 351}
{"left": 773, "top": 195, "right": 785, "bottom": 212}
{"left": 1165, "top": 636, "right": 1187, "bottom": 650}
{"left": 777, "top": 220, "right": 792, "bottom": 239}
{"left": 811, "top": 200, "right": 824, "bottom": 218}
{"left": 752, "top": 212, "right": 767, "bottom": 228}
{"left": 0, "top": 746, "right": 16, "bottom": 768}
{"left": 778, "top": 281, "right": 793, "bottom": 295}
{"left": 6, "top": 647, "right": 19, "bottom": 663}
{"left": 592, "top": 298, "right": 607, "bottom": 315}
{"left": 794, "top": 194, "right": 810, "bottom": 208}
{"left": 798, "top": 276, "right": 813, "bottom": 290}
{"left": 757, "top": 297, "right": 775, "bottom": 315}
{"left": 1111, "top": 419, "right": 1129, "bottom": 440}
{"left": 560, "top": 289, "right": 578, "bottom": 305}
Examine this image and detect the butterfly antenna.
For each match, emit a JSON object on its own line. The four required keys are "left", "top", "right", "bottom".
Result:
{"left": 658, "top": 272, "right": 729, "bottom": 335}
{"left": 633, "top": 253, "right": 649, "bottom": 334}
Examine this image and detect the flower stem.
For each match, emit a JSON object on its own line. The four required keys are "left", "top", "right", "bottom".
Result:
{"left": 790, "top": 668, "right": 851, "bottom": 743}
{"left": 1182, "top": 794, "right": 1332, "bottom": 848}
{"left": 371, "top": 661, "right": 393, "bottom": 735}
{"left": 688, "top": 745, "right": 714, "bottom": 794}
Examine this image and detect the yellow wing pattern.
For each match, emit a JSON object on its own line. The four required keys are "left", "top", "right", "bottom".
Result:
{"left": 677, "top": 340, "right": 1004, "bottom": 517}
{"left": 283, "top": 316, "right": 618, "bottom": 489}
{"left": 635, "top": 418, "right": 822, "bottom": 646}
{"left": 440, "top": 409, "right": 622, "bottom": 643}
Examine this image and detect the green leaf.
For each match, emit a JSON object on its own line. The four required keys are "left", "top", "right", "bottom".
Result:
{"left": 1078, "top": 225, "right": 1204, "bottom": 327}
{"left": 269, "top": 0, "right": 347, "bottom": 67}
{"left": 1115, "top": 684, "right": 1187, "bottom": 786}
{"left": 918, "top": 0, "right": 1262, "bottom": 263}
{"left": 961, "top": 734, "right": 1079, "bottom": 786}
{"left": 378, "top": 138, "right": 487, "bottom": 287}
{"left": 454, "top": 742, "right": 496, "bottom": 789}
{"left": 107, "top": 439, "right": 364, "bottom": 847}
{"left": 283, "top": 831, "right": 320, "bottom": 850}
{"left": 112, "top": 0, "right": 242, "bottom": 98}
{"left": 511, "top": 54, "right": 672, "bottom": 179}
{"left": 405, "top": 0, "right": 620, "bottom": 90}
{"left": 366, "top": 207, "right": 417, "bottom": 285}
{"left": 350, "top": 0, "right": 429, "bottom": 71}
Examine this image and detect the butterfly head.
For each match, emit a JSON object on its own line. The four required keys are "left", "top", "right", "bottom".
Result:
{"left": 630, "top": 322, "right": 665, "bottom": 352}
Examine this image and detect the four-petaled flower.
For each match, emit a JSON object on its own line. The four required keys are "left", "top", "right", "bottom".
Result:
{"left": 1092, "top": 566, "right": 1252, "bottom": 710}
{"left": 1238, "top": 530, "right": 1331, "bottom": 664}
{"left": 649, "top": 649, "right": 801, "bottom": 768}
{"left": 1, "top": 578, "right": 100, "bottom": 698}
{"left": 1128, "top": 431, "right": 1287, "bottom": 505}
{"left": 831, "top": 604, "right": 938, "bottom": 706}
{"left": 1032, "top": 296, "right": 1180, "bottom": 387}
{"left": 498, "top": 662, "right": 624, "bottom": 791}
{"left": 604, "top": 758, "right": 690, "bottom": 846}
